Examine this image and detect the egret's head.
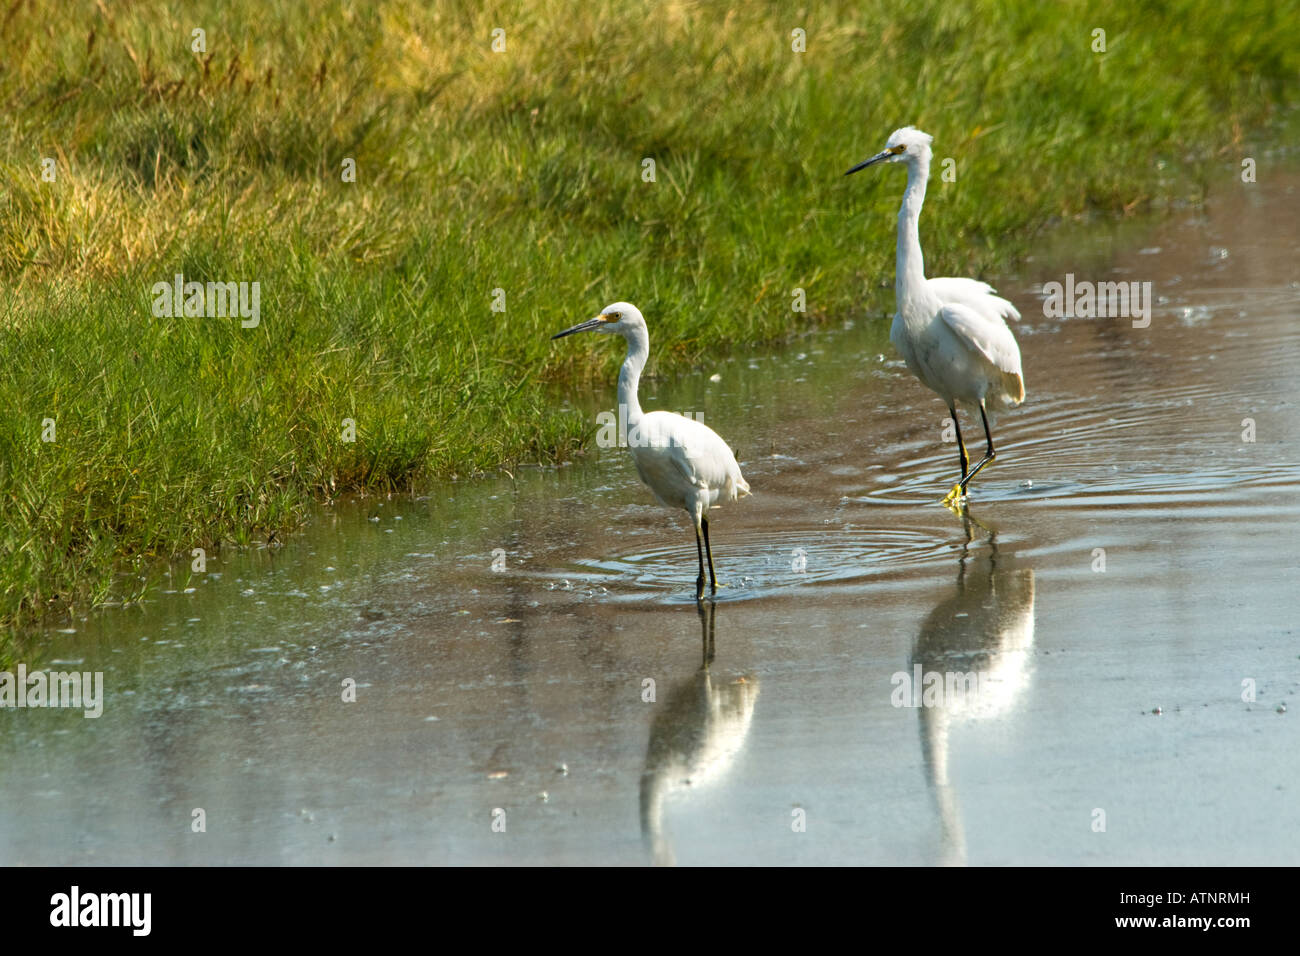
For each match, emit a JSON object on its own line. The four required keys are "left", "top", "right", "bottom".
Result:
{"left": 551, "top": 301, "right": 645, "bottom": 340}
{"left": 844, "top": 126, "right": 933, "bottom": 175}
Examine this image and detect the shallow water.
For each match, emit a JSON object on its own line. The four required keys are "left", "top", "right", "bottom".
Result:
{"left": 4, "top": 173, "right": 1298, "bottom": 865}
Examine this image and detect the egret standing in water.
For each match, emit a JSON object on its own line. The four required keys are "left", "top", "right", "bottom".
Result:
{"left": 552, "top": 302, "right": 751, "bottom": 600}
{"left": 846, "top": 127, "right": 1025, "bottom": 506}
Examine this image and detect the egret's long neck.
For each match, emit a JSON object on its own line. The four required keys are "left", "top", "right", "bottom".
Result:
{"left": 617, "top": 325, "right": 649, "bottom": 431}
{"left": 896, "top": 154, "right": 930, "bottom": 302}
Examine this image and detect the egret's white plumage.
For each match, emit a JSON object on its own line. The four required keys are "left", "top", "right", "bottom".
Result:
{"left": 552, "top": 302, "right": 750, "bottom": 599}
{"left": 847, "top": 127, "right": 1025, "bottom": 504}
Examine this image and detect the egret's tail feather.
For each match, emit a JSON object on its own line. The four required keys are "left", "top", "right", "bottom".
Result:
{"left": 1002, "top": 370, "right": 1026, "bottom": 407}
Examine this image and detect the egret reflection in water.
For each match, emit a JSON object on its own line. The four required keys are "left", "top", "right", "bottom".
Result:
{"left": 911, "top": 515, "right": 1036, "bottom": 865}
{"left": 639, "top": 602, "right": 760, "bottom": 866}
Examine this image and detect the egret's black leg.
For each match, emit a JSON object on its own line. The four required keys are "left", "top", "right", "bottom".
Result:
{"left": 702, "top": 516, "right": 718, "bottom": 594}
{"left": 950, "top": 404, "right": 970, "bottom": 482}
{"left": 943, "top": 405, "right": 970, "bottom": 506}
{"left": 960, "top": 401, "right": 998, "bottom": 493}
{"left": 694, "top": 522, "right": 706, "bottom": 601}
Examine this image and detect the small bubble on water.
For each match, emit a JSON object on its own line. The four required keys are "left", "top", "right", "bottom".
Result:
{"left": 556, "top": 763, "right": 569, "bottom": 775}
{"left": 1178, "top": 305, "right": 1213, "bottom": 325}
{"left": 1152, "top": 707, "right": 1162, "bottom": 715}
{"left": 1277, "top": 703, "right": 1287, "bottom": 714}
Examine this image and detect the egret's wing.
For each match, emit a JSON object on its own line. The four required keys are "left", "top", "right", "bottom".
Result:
{"left": 637, "top": 412, "right": 750, "bottom": 500}
{"left": 938, "top": 302, "right": 1024, "bottom": 380}
{"left": 668, "top": 420, "right": 747, "bottom": 495}
{"left": 929, "top": 276, "right": 1021, "bottom": 324}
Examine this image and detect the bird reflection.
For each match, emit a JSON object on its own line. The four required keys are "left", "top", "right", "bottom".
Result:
{"left": 639, "top": 601, "right": 759, "bottom": 866}
{"left": 912, "top": 513, "right": 1035, "bottom": 865}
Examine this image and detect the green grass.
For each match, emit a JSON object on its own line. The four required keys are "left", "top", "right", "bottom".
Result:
{"left": 2, "top": 0, "right": 1298, "bottom": 631}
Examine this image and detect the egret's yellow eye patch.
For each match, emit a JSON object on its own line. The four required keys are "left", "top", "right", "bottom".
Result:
{"left": 890, "top": 145, "right": 907, "bottom": 154}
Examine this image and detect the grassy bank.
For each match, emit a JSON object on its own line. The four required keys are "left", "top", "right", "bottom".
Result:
{"left": 2, "top": 0, "right": 1297, "bottom": 630}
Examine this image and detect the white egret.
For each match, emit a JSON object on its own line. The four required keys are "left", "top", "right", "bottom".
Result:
{"left": 552, "top": 302, "right": 751, "bottom": 600}
{"left": 846, "top": 127, "right": 1025, "bottom": 506}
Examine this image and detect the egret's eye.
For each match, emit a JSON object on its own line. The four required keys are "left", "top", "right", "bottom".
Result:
{"left": 891, "top": 144, "right": 907, "bottom": 154}
{"left": 609, "top": 312, "right": 621, "bottom": 320}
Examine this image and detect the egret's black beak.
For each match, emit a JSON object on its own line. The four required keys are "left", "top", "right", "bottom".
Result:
{"left": 844, "top": 150, "right": 893, "bottom": 176}
{"left": 551, "top": 315, "right": 607, "bottom": 340}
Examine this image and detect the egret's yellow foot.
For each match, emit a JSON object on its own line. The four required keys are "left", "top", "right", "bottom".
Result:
{"left": 941, "top": 484, "right": 965, "bottom": 507}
